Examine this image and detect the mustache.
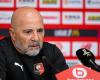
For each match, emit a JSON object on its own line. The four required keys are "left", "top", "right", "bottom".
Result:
{"left": 28, "top": 41, "right": 41, "bottom": 47}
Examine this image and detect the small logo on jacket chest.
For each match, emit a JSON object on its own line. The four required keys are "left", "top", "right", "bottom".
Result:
{"left": 14, "top": 62, "right": 23, "bottom": 71}
{"left": 34, "top": 63, "right": 44, "bottom": 75}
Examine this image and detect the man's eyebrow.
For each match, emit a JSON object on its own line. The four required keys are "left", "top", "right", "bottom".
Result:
{"left": 37, "top": 28, "right": 44, "bottom": 30}
{"left": 23, "top": 29, "right": 33, "bottom": 32}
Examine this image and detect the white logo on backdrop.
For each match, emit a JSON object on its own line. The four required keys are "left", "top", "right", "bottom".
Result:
{"left": 72, "top": 67, "right": 87, "bottom": 78}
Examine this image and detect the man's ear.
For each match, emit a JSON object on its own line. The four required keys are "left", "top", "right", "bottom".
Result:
{"left": 9, "top": 27, "right": 15, "bottom": 41}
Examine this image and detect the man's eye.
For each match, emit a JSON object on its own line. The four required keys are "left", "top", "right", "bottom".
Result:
{"left": 26, "top": 31, "right": 32, "bottom": 33}
{"left": 37, "top": 29, "right": 44, "bottom": 32}
{"left": 24, "top": 30, "right": 32, "bottom": 34}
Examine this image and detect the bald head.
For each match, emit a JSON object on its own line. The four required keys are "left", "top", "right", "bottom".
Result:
{"left": 11, "top": 7, "right": 43, "bottom": 28}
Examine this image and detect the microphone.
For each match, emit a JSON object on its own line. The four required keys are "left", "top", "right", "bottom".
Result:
{"left": 42, "top": 56, "right": 60, "bottom": 73}
{"left": 76, "top": 48, "right": 100, "bottom": 72}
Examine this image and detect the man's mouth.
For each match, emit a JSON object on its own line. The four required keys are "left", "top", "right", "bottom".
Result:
{"left": 29, "top": 45, "right": 40, "bottom": 48}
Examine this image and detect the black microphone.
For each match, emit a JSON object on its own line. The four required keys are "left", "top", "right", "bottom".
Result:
{"left": 42, "top": 56, "right": 60, "bottom": 73}
{"left": 76, "top": 48, "right": 100, "bottom": 72}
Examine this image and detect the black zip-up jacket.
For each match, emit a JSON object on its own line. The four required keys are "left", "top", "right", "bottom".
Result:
{"left": 0, "top": 37, "right": 69, "bottom": 80}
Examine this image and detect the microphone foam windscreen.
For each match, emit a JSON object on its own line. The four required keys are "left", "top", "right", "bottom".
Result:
{"left": 76, "top": 48, "right": 95, "bottom": 67}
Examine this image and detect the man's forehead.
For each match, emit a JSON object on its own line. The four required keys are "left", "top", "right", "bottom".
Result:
{"left": 11, "top": 7, "right": 43, "bottom": 29}
{"left": 22, "top": 26, "right": 44, "bottom": 30}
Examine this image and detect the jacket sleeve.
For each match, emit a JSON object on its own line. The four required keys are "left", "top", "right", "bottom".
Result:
{"left": 42, "top": 43, "right": 69, "bottom": 80}
{"left": 47, "top": 44, "right": 69, "bottom": 80}
{"left": 51, "top": 45, "right": 69, "bottom": 74}
{"left": 0, "top": 48, "right": 6, "bottom": 80}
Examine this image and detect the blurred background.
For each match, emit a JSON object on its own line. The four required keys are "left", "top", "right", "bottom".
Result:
{"left": 0, "top": 0, "right": 100, "bottom": 67}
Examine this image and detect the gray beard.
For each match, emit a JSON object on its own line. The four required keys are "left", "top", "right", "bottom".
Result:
{"left": 24, "top": 48, "right": 40, "bottom": 56}
{"left": 14, "top": 42, "right": 41, "bottom": 56}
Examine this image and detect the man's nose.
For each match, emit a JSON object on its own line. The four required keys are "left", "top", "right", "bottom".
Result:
{"left": 31, "top": 31, "right": 39, "bottom": 41}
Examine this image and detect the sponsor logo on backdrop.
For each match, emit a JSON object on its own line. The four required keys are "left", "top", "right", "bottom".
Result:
{"left": 54, "top": 29, "right": 80, "bottom": 37}
{"left": 73, "top": 30, "right": 97, "bottom": 37}
{"left": 86, "top": 0, "right": 100, "bottom": 8}
{"left": 43, "top": 16, "right": 57, "bottom": 19}
{"left": 46, "top": 29, "right": 97, "bottom": 37}
{"left": 72, "top": 67, "right": 87, "bottom": 78}
{"left": 39, "top": 0, "right": 60, "bottom": 8}
{"left": 62, "top": 12, "right": 83, "bottom": 24}
{"left": 0, "top": 11, "right": 13, "bottom": 24}
{"left": 54, "top": 29, "right": 72, "bottom": 37}
{"left": 48, "top": 41, "right": 70, "bottom": 56}
{"left": 87, "top": 0, "right": 100, "bottom": 5}
{"left": 41, "top": 0, "right": 58, "bottom": 4}
{"left": 16, "top": 0, "right": 37, "bottom": 7}
{"left": 63, "top": 0, "right": 82, "bottom": 4}
{"left": 40, "top": 11, "right": 60, "bottom": 24}
{"left": 85, "top": 12, "right": 100, "bottom": 25}
{"left": 88, "top": 16, "right": 100, "bottom": 21}
{"left": 72, "top": 41, "right": 98, "bottom": 56}
{"left": 64, "top": 15, "right": 80, "bottom": 20}
{"left": 62, "top": 0, "right": 83, "bottom": 8}
{"left": 17, "top": 0, "right": 35, "bottom": 2}
{"left": 0, "top": 0, "right": 13, "bottom": 7}
{"left": 0, "top": 0, "right": 11, "bottom": 2}
{"left": 72, "top": 29, "right": 80, "bottom": 37}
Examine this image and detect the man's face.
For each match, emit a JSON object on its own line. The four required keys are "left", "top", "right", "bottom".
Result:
{"left": 10, "top": 18, "right": 44, "bottom": 56}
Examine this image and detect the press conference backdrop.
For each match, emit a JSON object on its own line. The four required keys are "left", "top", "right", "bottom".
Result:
{"left": 0, "top": 0, "right": 100, "bottom": 67}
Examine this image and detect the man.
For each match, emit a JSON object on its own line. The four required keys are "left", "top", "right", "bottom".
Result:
{"left": 0, "top": 7, "right": 69, "bottom": 80}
